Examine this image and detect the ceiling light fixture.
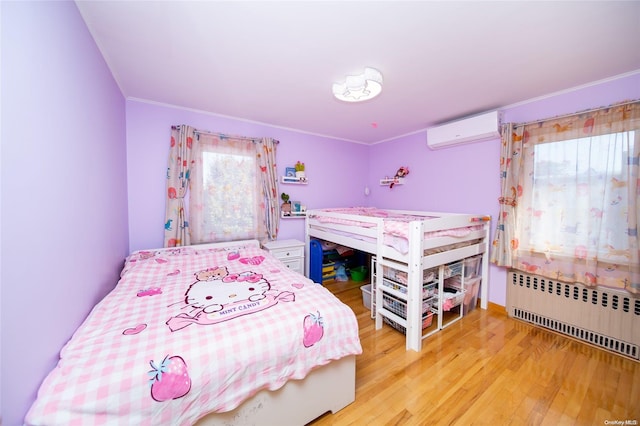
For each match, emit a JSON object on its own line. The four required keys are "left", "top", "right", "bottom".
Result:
{"left": 332, "top": 67, "right": 383, "bottom": 102}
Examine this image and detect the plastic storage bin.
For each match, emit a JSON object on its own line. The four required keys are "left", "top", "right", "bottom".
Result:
{"left": 463, "top": 276, "right": 481, "bottom": 314}
{"left": 361, "top": 284, "right": 372, "bottom": 310}
{"left": 443, "top": 260, "right": 463, "bottom": 278}
{"left": 464, "top": 256, "right": 482, "bottom": 278}
{"left": 351, "top": 266, "right": 368, "bottom": 282}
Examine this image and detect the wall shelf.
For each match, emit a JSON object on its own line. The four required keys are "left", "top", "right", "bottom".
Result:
{"left": 380, "top": 177, "right": 405, "bottom": 186}
{"left": 281, "top": 176, "right": 308, "bottom": 185}
{"left": 281, "top": 211, "right": 306, "bottom": 219}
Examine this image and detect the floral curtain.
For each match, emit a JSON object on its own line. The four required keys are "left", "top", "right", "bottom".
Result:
{"left": 164, "top": 125, "right": 195, "bottom": 247}
{"left": 494, "top": 101, "right": 640, "bottom": 294}
{"left": 256, "top": 137, "right": 280, "bottom": 240}
{"left": 490, "top": 123, "right": 525, "bottom": 268}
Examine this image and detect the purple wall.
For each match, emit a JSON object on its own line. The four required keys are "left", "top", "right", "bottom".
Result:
{"left": 0, "top": 2, "right": 129, "bottom": 425}
{"left": 128, "top": 71, "right": 640, "bottom": 310}
{"left": 368, "top": 71, "right": 640, "bottom": 308}
{"left": 126, "top": 100, "right": 370, "bottom": 252}
{"left": 368, "top": 132, "right": 505, "bottom": 304}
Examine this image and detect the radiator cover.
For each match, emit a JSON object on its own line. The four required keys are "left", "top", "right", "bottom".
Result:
{"left": 507, "top": 270, "right": 640, "bottom": 361}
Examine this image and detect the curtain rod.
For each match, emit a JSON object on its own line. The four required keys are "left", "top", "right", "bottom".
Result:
{"left": 514, "top": 99, "right": 639, "bottom": 128}
{"left": 171, "top": 125, "right": 279, "bottom": 144}
{"left": 193, "top": 128, "right": 279, "bottom": 144}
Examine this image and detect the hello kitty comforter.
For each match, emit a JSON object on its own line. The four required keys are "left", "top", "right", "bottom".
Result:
{"left": 25, "top": 244, "right": 362, "bottom": 426}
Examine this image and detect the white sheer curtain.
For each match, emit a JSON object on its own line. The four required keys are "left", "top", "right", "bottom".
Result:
{"left": 187, "top": 131, "right": 279, "bottom": 244}
{"left": 493, "top": 101, "right": 640, "bottom": 294}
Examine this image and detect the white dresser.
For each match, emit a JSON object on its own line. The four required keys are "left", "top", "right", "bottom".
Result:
{"left": 262, "top": 239, "right": 305, "bottom": 275}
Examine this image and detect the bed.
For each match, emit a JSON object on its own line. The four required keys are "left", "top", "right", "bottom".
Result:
{"left": 305, "top": 207, "right": 491, "bottom": 351}
{"left": 25, "top": 240, "right": 362, "bottom": 426}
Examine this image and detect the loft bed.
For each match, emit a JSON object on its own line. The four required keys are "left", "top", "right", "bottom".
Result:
{"left": 305, "top": 207, "right": 491, "bottom": 351}
{"left": 25, "top": 240, "right": 361, "bottom": 426}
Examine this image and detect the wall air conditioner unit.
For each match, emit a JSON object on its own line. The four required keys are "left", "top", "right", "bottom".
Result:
{"left": 426, "top": 110, "right": 501, "bottom": 149}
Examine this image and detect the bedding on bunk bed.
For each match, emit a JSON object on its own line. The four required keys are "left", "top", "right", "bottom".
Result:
{"left": 309, "top": 207, "right": 484, "bottom": 254}
{"left": 25, "top": 243, "right": 362, "bottom": 426}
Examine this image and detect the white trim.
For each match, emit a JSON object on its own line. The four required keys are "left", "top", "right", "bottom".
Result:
{"left": 371, "top": 69, "right": 640, "bottom": 145}
{"left": 501, "top": 69, "right": 640, "bottom": 111}
{"left": 127, "top": 97, "right": 368, "bottom": 145}
{"left": 128, "top": 70, "right": 640, "bottom": 146}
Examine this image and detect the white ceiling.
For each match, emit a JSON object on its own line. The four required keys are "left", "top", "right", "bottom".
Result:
{"left": 76, "top": 1, "right": 640, "bottom": 144}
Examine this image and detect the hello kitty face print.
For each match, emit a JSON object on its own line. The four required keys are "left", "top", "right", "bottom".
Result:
{"left": 184, "top": 270, "right": 271, "bottom": 314}
{"left": 166, "top": 266, "right": 294, "bottom": 332}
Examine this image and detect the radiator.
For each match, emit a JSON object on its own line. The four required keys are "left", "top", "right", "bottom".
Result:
{"left": 507, "top": 270, "right": 640, "bottom": 361}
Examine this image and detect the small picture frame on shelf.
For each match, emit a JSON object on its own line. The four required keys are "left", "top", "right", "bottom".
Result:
{"left": 285, "top": 167, "right": 296, "bottom": 177}
{"left": 292, "top": 201, "right": 301, "bottom": 212}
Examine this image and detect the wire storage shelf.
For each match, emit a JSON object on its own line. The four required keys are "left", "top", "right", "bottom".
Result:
{"left": 381, "top": 278, "right": 436, "bottom": 299}
{"left": 382, "top": 265, "right": 437, "bottom": 285}
{"left": 383, "top": 313, "right": 434, "bottom": 334}
{"left": 381, "top": 292, "right": 434, "bottom": 333}
{"left": 438, "top": 289, "right": 465, "bottom": 310}
{"left": 375, "top": 252, "right": 486, "bottom": 345}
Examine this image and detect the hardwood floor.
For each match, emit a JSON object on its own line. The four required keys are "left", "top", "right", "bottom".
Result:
{"left": 309, "top": 280, "right": 640, "bottom": 426}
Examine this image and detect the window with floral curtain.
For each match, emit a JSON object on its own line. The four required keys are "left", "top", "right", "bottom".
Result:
{"left": 164, "top": 127, "right": 279, "bottom": 247}
{"left": 492, "top": 101, "right": 640, "bottom": 294}
{"left": 189, "top": 132, "right": 279, "bottom": 244}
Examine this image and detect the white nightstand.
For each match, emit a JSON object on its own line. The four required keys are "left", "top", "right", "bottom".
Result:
{"left": 262, "top": 239, "right": 305, "bottom": 275}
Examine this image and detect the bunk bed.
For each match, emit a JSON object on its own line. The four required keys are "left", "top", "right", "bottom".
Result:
{"left": 25, "top": 240, "right": 361, "bottom": 426}
{"left": 305, "top": 207, "right": 491, "bottom": 351}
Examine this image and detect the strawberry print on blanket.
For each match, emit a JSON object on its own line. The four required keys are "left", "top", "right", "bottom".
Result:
{"left": 302, "top": 311, "right": 325, "bottom": 347}
{"left": 148, "top": 354, "right": 192, "bottom": 402}
{"left": 25, "top": 245, "right": 362, "bottom": 426}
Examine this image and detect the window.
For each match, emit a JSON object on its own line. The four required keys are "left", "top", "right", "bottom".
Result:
{"left": 189, "top": 134, "right": 263, "bottom": 244}
{"left": 198, "top": 151, "right": 261, "bottom": 242}
{"left": 522, "top": 131, "right": 634, "bottom": 262}
{"left": 165, "top": 126, "right": 278, "bottom": 248}
{"left": 492, "top": 101, "right": 639, "bottom": 292}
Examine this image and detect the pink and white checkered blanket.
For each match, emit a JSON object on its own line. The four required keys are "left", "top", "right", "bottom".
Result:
{"left": 25, "top": 245, "right": 362, "bottom": 426}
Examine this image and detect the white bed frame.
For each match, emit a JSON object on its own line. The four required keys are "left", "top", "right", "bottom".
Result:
{"left": 305, "top": 209, "right": 491, "bottom": 351}
{"left": 187, "top": 240, "right": 357, "bottom": 425}
{"left": 196, "top": 355, "right": 355, "bottom": 425}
